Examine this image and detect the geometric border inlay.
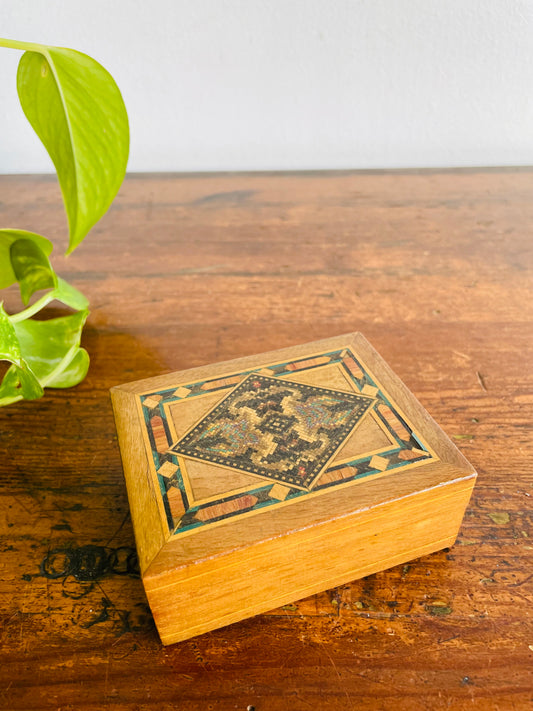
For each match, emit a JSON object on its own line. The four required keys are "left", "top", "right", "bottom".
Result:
{"left": 138, "top": 347, "right": 436, "bottom": 538}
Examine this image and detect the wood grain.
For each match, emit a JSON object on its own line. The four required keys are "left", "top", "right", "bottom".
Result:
{"left": 0, "top": 169, "right": 532, "bottom": 708}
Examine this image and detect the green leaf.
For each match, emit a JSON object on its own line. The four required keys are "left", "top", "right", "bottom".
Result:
{"left": 8, "top": 363, "right": 44, "bottom": 400}
{"left": 10, "top": 237, "right": 57, "bottom": 305}
{"left": 0, "top": 304, "right": 89, "bottom": 405}
{"left": 0, "top": 229, "right": 53, "bottom": 289}
{"left": 0, "top": 303, "right": 22, "bottom": 363}
{"left": 3, "top": 234, "right": 89, "bottom": 322}
{"left": 0, "top": 366, "right": 24, "bottom": 400}
{"left": 13, "top": 309, "right": 89, "bottom": 384}
{"left": 5, "top": 241, "right": 88, "bottom": 323}
{"left": 0, "top": 304, "right": 43, "bottom": 402}
{"left": 55, "top": 277, "right": 89, "bottom": 310}
{"left": 46, "top": 347, "right": 89, "bottom": 388}
{"left": 16, "top": 45, "right": 129, "bottom": 253}
{"left": 0, "top": 363, "right": 44, "bottom": 401}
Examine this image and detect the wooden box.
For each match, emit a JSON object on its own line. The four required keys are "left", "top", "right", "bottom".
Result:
{"left": 111, "top": 333, "right": 476, "bottom": 645}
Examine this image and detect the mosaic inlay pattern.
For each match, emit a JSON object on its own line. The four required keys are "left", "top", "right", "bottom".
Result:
{"left": 170, "top": 374, "right": 375, "bottom": 490}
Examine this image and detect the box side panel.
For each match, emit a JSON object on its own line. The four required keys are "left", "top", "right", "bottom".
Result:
{"left": 145, "top": 477, "right": 474, "bottom": 645}
{"left": 110, "top": 388, "right": 167, "bottom": 574}
{"left": 147, "top": 461, "right": 471, "bottom": 576}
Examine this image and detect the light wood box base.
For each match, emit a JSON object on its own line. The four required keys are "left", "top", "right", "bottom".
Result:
{"left": 111, "top": 333, "right": 476, "bottom": 645}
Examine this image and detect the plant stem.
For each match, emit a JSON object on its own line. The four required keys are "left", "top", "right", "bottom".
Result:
{"left": 0, "top": 38, "right": 45, "bottom": 53}
{"left": 9, "top": 292, "right": 54, "bottom": 323}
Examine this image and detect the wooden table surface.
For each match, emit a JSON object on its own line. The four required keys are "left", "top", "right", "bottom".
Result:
{"left": 0, "top": 169, "right": 532, "bottom": 710}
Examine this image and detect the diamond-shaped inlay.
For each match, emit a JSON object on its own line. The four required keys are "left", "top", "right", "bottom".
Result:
{"left": 370, "top": 454, "right": 389, "bottom": 471}
{"left": 173, "top": 386, "right": 191, "bottom": 399}
{"left": 269, "top": 483, "right": 291, "bottom": 501}
{"left": 170, "top": 374, "right": 375, "bottom": 490}
{"left": 158, "top": 461, "right": 179, "bottom": 479}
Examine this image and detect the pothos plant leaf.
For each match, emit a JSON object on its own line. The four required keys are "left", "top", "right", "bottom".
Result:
{"left": 0, "top": 38, "right": 128, "bottom": 406}
{"left": 54, "top": 277, "right": 89, "bottom": 311}
{"left": 45, "top": 347, "right": 90, "bottom": 388}
{"left": 0, "top": 304, "right": 89, "bottom": 405}
{"left": 7, "top": 238, "right": 89, "bottom": 319}
{"left": 0, "top": 237, "right": 90, "bottom": 404}
{"left": 0, "top": 228, "right": 53, "bottom": 290}
{"left": 0, "top": 304, "right": 43, "bottom": 403}
{"left": 13, "top": 310, "right": 89, "bottom": 386}
{"left": 0, "top": 303, "right": 22, "bottom": 363}
{"left": 0, "top": 364, "right": 45, "bottom": 402}
{"left": 10, "top": 237, "right": 57, "bottom": 305}
{"left": 15, "top": 42, "right": 129, "bottom": 253}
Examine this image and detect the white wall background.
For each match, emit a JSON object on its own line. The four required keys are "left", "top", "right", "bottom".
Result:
{"left": 1, "top": 0, "right": 533, "bottom": 173}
